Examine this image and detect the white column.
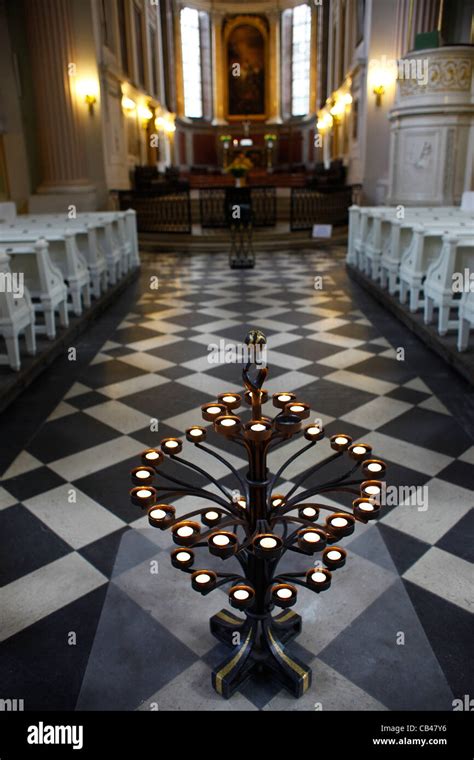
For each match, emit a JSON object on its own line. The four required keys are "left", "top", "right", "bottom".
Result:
{"left": 26, "top": 0, "right": 96, "bottom": 210}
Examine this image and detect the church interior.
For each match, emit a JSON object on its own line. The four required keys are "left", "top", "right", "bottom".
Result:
{"left": 0, "top": 0, "right": 473, "bottom": 717}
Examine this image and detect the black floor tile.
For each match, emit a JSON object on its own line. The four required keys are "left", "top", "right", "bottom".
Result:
{"left": 0, "top": 505, "right": 72, "bottom": 586}
{"left": 79, "top": 527, "right": 161, "bottom": 579}
{"left": 435, "top": 510, "right": 474, "bottom": 563}
{"left": 403, "top": 580, "right": 474, "bottom": 699}
{"left": 3, "top": 467, "right": 66, "bottom": 502}
{"left": 0, "top": 585, "right": 108, "bottom": 710}
{"left": 78, "top": 358, "right": 145, "bottom": 389}
{"left": 27, "top": 412, "right": 118, "bottom": 464}
{"left": 376, "top": 523, "right": 431, "bottom": 575}
{"left": 378, "top": 408, "right": 473, "bottom": 458}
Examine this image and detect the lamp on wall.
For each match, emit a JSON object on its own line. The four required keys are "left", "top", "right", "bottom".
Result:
{"left": 121, "top": 95, "right": 137, "bottom": 115}
{"left": 369, "top": 65, "right": 394, "bottom": 107}
{"left": 137, "top": 104, "right": 154, "bottom": 129}
{"left": 129, "top": 330, "right": 388, "bottom": 699}
{"left": 316, "top": 110, "right": 333, "bottom": 132}
{"left": 75, "top": 78, "right": 99, "bottom": 115}
{"left": 155, "top": 112, "right": 176, "bottom": 134}
{"left": 372, "top": 82, "right": 385, "bottom": 107}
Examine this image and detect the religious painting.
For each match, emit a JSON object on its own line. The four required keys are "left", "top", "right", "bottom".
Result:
{"left": 226, "top": 21, "right": 266, "bottom": 120}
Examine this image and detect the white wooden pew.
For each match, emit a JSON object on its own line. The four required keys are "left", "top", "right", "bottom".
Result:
{"left": 2, "top": 239, "right": 68, "bottom": 339}
{"left": 399, "top": 224, "right": 474, "bottom": 312}
{"left": 348, "top": 205, "right": 471, "bottom": 273}
{"left": 13, "top": 217, "right": 108, "bottom": 298}
{"left": 458, "top": 290, "right": 474, "bottom": 351}
{"left": 380, "top": 216, "right": 474, "bottom": 295}
{"left": 424, "top": 235, "right": 474, "bottom": 336}
{"left": 0, "top": 228, "right": 90, "bottom": 316}
{"left": 0, "top": 249, "right": 36, "bottom": 370}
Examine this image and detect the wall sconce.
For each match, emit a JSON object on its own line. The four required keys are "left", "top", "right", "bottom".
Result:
{"left": 121, "top": 96, "right": 136, "bottom": 115}
{"left": 373, "top": 84, "right": 385, "bottom": 107}
{"left": 75, "top": 79, "right": 99, "bottom": 115}
{"left": 369, "top": 64, "right": 395, "bottom": 107}
{"left": 154, "top": 113, "right": 175, "bottom": 134}
{"left": 84, "top": 94, "right": 97, "bottom": 114}
{"left": 316, "top": 111, "right": 333, "bottom": 131}
{"left": 137, "top": 104, "right": 153, "bottom": 128}
{"left": 329, "top": 99, "right": 345, "bottom": 122}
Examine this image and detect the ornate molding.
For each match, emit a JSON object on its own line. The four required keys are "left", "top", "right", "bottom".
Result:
{"left": 398, "top": 56, "right": 472, "bottom": 97}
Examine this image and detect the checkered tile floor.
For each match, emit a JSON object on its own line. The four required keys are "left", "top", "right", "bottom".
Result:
{"left": 0, "top": 249, "right": 472, "bottom": 711}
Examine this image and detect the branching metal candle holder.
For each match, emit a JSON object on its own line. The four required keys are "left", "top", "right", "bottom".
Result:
{"left": 129, "top": 331, "right": 386, "bottom": 699}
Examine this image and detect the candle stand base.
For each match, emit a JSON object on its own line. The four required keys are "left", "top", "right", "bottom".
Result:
{"left": 210, "top": 609, "right": 311, "bottom": 698}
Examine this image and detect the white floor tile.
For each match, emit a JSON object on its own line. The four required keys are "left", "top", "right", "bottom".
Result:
{"left": 403, "top": 546, "right": 474, "bottom": 613}
{"left": 325, "top": 370, "right": 397, "bottom": 396}
{"left": 342, "top": 396, "right": 412, "bottom": 429}
{"left": 84, "top": 399, "right": 152, "bottom": 434}
{"left": 24, "top": 484, "right": 124, "bottom": 549}
{"left": 48, "top": 435, "right": 145, "bottom": 481}
{"left": 99, "top": 373, "right": 168, "bottom": 400}
{"left": 0, "top": 553, "right": 106, "bottom": 642}
{"left": 380, "top": 477, "right": 472, "bottom": 544}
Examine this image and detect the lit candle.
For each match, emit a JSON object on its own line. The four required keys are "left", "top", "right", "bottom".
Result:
{"left": 359, "top": 502, "right": 375, "bottom": 511}
{"left": 331, "top": 517, "right": 348, "bottom": 528}
{"left": 135, "top": 469, "right": 151, "bottom": 479}
{"left": 145, "top": 451, "right": 160, "bottom": 460}
{"left": 272, "top": 498, "right": 282, "bottom": 507}
{"left": 149, "top": 508, "right": 166, "bottom": 520}
{"left": 207, "top": 406, "right": 221, "bottom": 415}
{"left": 212, "top": 534, "right": 230, "bottom": 547}
{"left": 277, "top": 587, "right": 292, "bottom": 599}
{"left": 290, "top": 405, "right": 305, "bottom": 413}
{"left": 327, "top": 550, "right": 341, "bottom": 561}
{"left": 220, "top": 418, "right": 237, "bottom": 427}
{"left": 352, "top": 446, "right": 367, "bottom": 455}
{"left": 222, "top": 395, "right": 236, "bottom": 403}
{"left": 307, "top": 426, "right": 321, "bottom": 435}
{"left": 311, "top": 571, "right": 327, "bottom": 583}
{"left": 177, "top": 525, "right": 194, "bottom": 538}
{"left": 234, "top": 589, "right": 250, "bottom": 601}
{"left": 195, "top": 573, "right": 210, "bottom": 584}
{"left": 364, "top": 485, "right": 380, "bottom": 495}
{"left": 205, "top": 510, "right": 219, "bottom": 521}
{"left": 335, "top": 436, "right": 348, "bottom": 445}
{"left": 137, "top": 489, "right": 152, "bottom": 499}
{"left": 368, "top": 462, "right": 382, "bottom": 472}
{"left": 302, "top": 532, "right": 320, "bottom": 543}
{"left": 176, "top": 551, "right": 191, "bottom": 563}
{"left": 190, "top": 428, "right": 202, "bottom": 437}
{"left": 251, "top": 423, "right": 266, "bottom": 432}
{"left": 302, "top": 507, "right": 317, "bottom": 517}
{"left": 278, "top": 394, "right": 292, "bottom": 402}
{"left": 165, "top": 440, "right": 179, "bottom": 449}
{"left": 259, "top": 537, "right": 277, "bottom": 549}
{"left": 238, "top": 499, "right": 246, "bottom": 509}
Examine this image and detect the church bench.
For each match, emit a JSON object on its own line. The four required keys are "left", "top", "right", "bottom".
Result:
{"left": 424, "top": 235, "right": 474, "bottom": 336}
{"left": 14, "top": 217, "right": 108, "bottom": 298}
{"left": 379, "top": 216, "right": 474, "bottom": 295}
{"left": 1, "top": 239, "right": 69, "bottom": 340}
{"left": 0, "top": 249, "right": 37, "bottom": 370}
{"left": 399, "top": 224, "right": 474, "bottom": 313}
{"left": 347, "top": 205, "right": 471, "bottom": 271}
{"left": 0, "top": 228, "right": 90, "bottom": 316}
{"left": 457, "top": 290, "right": 474, "bottom": 351}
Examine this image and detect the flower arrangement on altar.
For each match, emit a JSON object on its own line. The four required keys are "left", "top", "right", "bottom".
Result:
{"left": 225, "top": 153, "right": 254, "bottom": 186}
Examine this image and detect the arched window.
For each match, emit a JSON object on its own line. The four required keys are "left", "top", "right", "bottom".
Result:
{"left": 291, "top": 4, "right": 311, "bottom": 116}
{"left": 180, "top": 7, "right": 203, "bottom": 118}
